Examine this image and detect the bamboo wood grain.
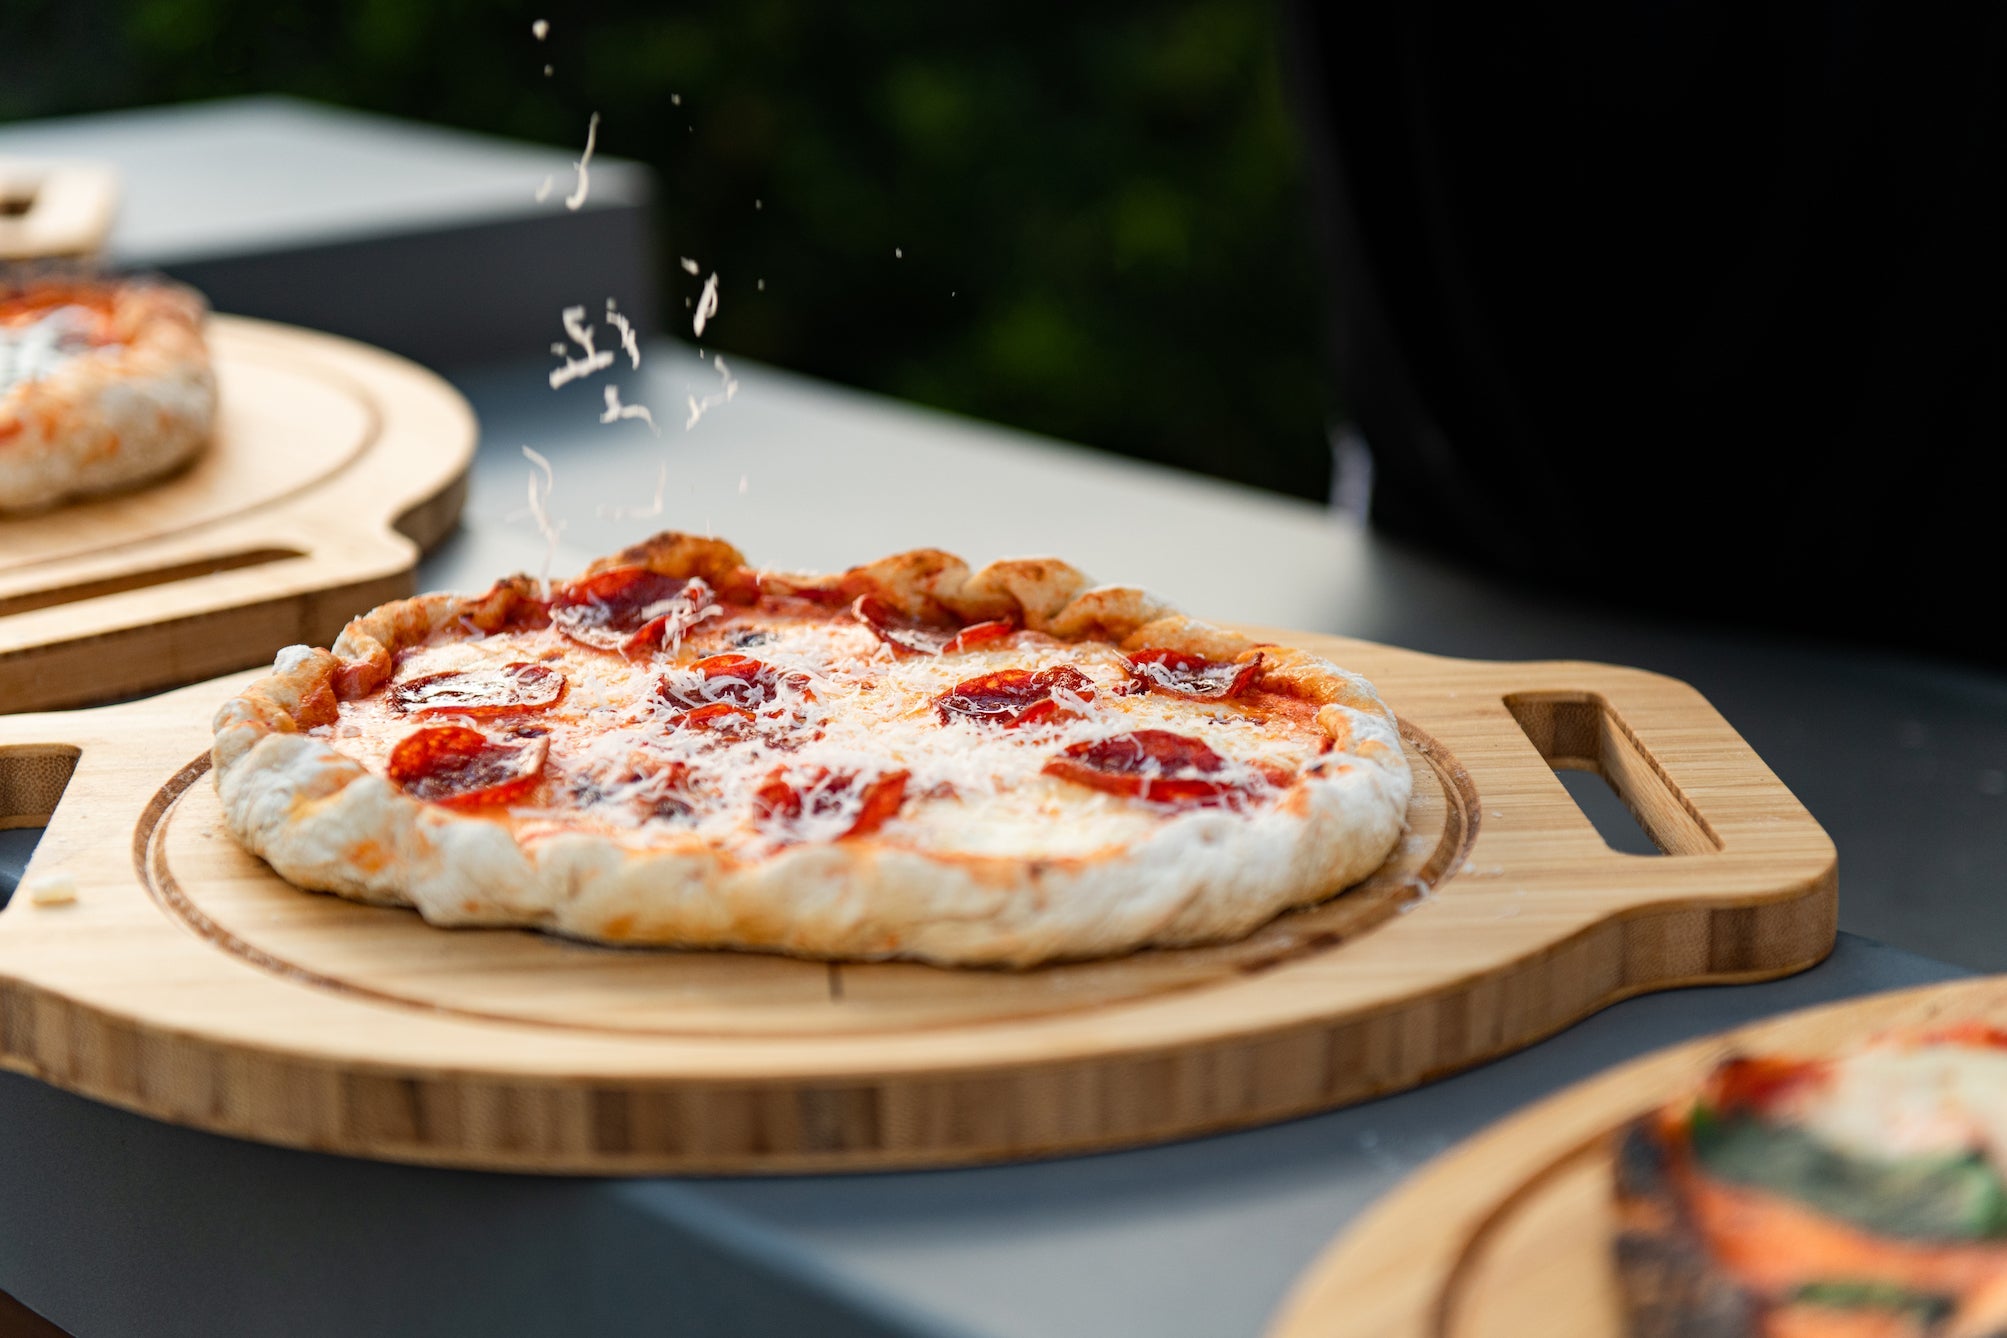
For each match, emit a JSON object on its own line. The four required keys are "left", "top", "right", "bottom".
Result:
{"left": 1266, "top": 977, "right": 2007, "bottom": 1338}
{"left": 0, "top": 159, "right": 117, "bottom": 260}
{"left": 1, "top": 316, "right": 475, "bottom": 712}
{"left": 0, "top": 634, "right": 1836, "bottom": 1173}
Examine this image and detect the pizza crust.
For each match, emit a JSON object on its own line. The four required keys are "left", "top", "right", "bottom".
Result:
{"left": 212, "top": 536, "right": 1413, "bottom": 967}
{"left": 1, "top": 277, "right": 217, "bottom": 513}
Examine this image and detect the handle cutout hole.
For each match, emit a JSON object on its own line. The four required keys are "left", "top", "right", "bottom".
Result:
{"left": 1504, "top": 693, "right": 1722, "bottom": 856}
{"left": 1, "top": 185, "right": 39, "bottom": 218}
{"left": 0, "top": 746, "right": 76, "bottom": 912}
{"left": 1553, "top": 768, "right": 1661, "bottom": 855}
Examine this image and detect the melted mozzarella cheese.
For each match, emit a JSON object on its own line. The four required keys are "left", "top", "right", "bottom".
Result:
{"left": 0, "top": 307, "right": 105, "bottom": 393}
{"left": 334, "top": 613, "right": 1338, "bottom": 863}
{"left": 1781, "top": 1042, "right": 2007, "bottom": 1172}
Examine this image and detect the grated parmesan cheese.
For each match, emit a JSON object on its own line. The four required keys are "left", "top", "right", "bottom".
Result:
{"left": 692, "top": 271, "right": 720, "bottom": 337}
{"left": 337, "top": 618, "right": 1343, "bottom": 863}
{"left": 599, "top": 384, "right": 658, "bottom": 434}
{"left": 564, "top": 112, "right": 599, "bottom": 212}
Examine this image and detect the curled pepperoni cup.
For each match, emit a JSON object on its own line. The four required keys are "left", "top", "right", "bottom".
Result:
{"left": 552, "top": 568, "right": 720, "bottom": 655}
{"left": 850, "top": 594, "right": 957, "bottom": 656}
{"left": 391, "top": 662, "right": 566, "bottom": 717}
{"left": 754, "top": 766, "right": 910, "bottom": 838}
{"left": 935, "top": 666, "right": 1096, "bottom": 728}
{"left": 386, "top": 726, "right": 548, "bottom": 808}
{"left": 944, "top": 619, "right": 1017, "bottom": 653}
{"left": 1123, "top": 648, "right": 1265, "bottom": 700}
{"left": 1042, "top": 729, "right": 1285, "bottom": 807}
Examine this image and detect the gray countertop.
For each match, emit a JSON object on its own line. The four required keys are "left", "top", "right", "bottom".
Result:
{"left": 0, "top": 934, "right": 1961, "bottom": 1338}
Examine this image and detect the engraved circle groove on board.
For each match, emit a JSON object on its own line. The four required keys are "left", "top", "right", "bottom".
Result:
{"left": 0, "top": 321, "right": 382, "bottom": 572}
{"left": 139, "top": 723, "right": 1474, "bottom": 1039}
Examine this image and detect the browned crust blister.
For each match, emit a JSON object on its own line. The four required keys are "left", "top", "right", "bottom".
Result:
{"left": 213, "top": 533, "right": 1412, "bottom": 966}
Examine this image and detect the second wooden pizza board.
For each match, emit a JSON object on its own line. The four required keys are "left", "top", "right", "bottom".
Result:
{"left": 1266, "top": 975, "right": 2007, "bottom": 1338}
{"left": 0, "top": 638, "right": 1835, "bottom": 1174}
{"left": 1, "top": 315, "right": 474, "bottom": 713}
{"left": 0, "top": 158, "right": 118, "bottom": 260}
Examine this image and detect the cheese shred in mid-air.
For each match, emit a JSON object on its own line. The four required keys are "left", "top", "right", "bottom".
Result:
{"left": 518, "top": 446, "right": 566, "bottom": 595}
{"left": 692, "top": 272, "right": 720, "bottom": 338}
{"left": 565, "top": 112, "right": 599, "bottom": 211}
{"left": 600, "top": 384, "right": 658, "bottom": 434}
{"left": 685, "top": 354, "right": 739, "bottom": 430}
{"left": 597, "top": 460, "right": 666, "bottom": 520}
{"left": 549, "top": 306, "right": 615, "bottom": 388}
{"left": 604, "top": 299, "right": 641, "bottom": 368}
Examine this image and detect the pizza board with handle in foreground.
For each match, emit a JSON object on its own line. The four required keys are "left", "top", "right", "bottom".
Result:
{"left": 0, "top": 637, "right": 1835, "bottom": 1174}
{"left": 1, "top": 315, "right": 474, "bottom": 713}
{"left": 1264, "top": 975, "right": 2007, "bottom": 1338}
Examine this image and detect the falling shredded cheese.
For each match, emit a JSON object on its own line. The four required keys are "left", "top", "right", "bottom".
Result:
{"left": 534, "top": 175, "right": 554, "bottom": 203}
{"left": 600, "top": 384, "right": 658, "bottom": 434}
{"left": 679, "top": 257, "right": 701, "bottom": 276}
{"left": 519, "top": 446, "right": 566, "bottom": 595}
{"left": 692, "top": 271, "right": 720, "bottom": 338}
{"left": 565, "top": 112, "right": 599, "bottom": 212}
{"left": 549, "top": 305, "right": 615, "bottom": 388}
{"left": 604, "top": 299, "right": 641, "bottom": 368}
{"left": 598, "top": 460, "right": 667, "bottom": 520}
{"left": 684, "top": 354, "right": 739, "bottom": 430}
{"left": 531, "top": 18, "right": 549, "bottom": 39}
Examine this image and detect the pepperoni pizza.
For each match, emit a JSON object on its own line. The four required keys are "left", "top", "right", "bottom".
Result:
{"left": 1, "top": 276, "right": 216, "bottom": 513}
{"left": 212, "top": 534, "right": 1412, "bottom": 966}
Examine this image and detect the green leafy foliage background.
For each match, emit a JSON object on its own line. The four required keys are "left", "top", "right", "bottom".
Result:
{"left": 2, "top": 1, "right": 1334, "bottom": 499}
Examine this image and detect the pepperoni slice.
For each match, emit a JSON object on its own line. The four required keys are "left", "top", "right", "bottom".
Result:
{"left": 671, "top": 701, "right": 758, "bottom": 733}
{"left": 1703, "top": 1056, "right": 1834, "bottom": 1119}
{"left": 1043, "top": 729, "right": 1275, "bottom": 806}
{"left": 935, "top": 666, "right": 1096, "bottom": 728}
{"left": 387, "top": 726, "right": 548, "bottom": 807}
{"left": 392, "top": 662, "right": 566, "bottom": 716}
{"left": 657, "top": 654, "right": 812, "bottom": 714}
{"left": 754, "top": 766, "right": 909, "bottom": 838}
{"left": 552, "top": 568, "right": 719, "bottom": 655}
{"left": 1123, "top": 648, "right": 1265, "bottom": 700}
{"left": 574, "top": 753, "right": 694, "bottom": 819}
{"left": 846, "top": 770, "right": 909, "bottom": 836}
{"left": 847, "top": 594, "right": 961, "bottom": 657}
{"left": 944, "top": 619, "right": 1017, "bottom": 653}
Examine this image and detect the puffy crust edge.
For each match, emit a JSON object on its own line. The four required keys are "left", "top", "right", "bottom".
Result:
{"left": 0, "top": 277, "right": 218, "bottom": 513}
{"left": 212, "top": 533, "right": 1413, "bottom": 966}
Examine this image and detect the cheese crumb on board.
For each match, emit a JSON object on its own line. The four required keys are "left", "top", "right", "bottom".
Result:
{"left": 27, "top": 873, "right": 78, "bottom": 906}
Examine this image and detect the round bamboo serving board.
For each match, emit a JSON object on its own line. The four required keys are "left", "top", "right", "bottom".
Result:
{"left": 1266, "top": 976, "right": 2007, "bottom": 1338}
{"left": 0, "top": 636, "right": 1835, "bottom": 1173}
{"left": 1, "top": 315, "right": 475, "bottom": 713}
